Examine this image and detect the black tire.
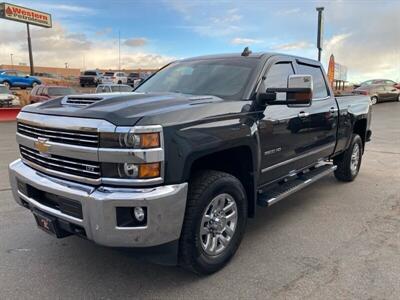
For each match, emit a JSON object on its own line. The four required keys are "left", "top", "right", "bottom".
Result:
{"left": 370, "top": 96, "right": 378, "bottom": 105}
{"left": 80, "top": 83, "right": 85, "bottom": 87}
{"left": 179, "top": 170, "right": 247, "bottom": 275}
{"left": 333, "top": 134, "right": 363, "bottom": 182}
{"left": 3, "top": 81, "right": 11, "bottom": 89}
{"left": 118, "top": 80, "right": 122, "bottom": 84}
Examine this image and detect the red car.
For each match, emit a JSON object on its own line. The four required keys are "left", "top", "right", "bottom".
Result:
{"left": 29, "top": 85, "right": 76, "bottom": 104}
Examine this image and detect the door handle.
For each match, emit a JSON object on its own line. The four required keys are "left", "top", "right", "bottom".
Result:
{"left": 329, "top": 107, "right": 338, "bottom": 113}
{"left": 298, "top": 112, "right": 309, "bottom": 118}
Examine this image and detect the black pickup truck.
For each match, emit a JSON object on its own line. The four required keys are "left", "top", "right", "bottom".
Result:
{"left": 9, "top": 51, "right": 371, "bottom": 275}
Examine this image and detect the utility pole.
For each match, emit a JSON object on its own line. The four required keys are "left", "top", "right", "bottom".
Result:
{"left": 27, "top": 23, "right": 34, "bottom": 75}
{"left": 316, "top": 7, "right": 324, "bottom": 62}
{"left": 10, "top": 53, "right": 14, "bottom": 68}
{"left": 118, "top": 30, "right": 121, "bottom": 71}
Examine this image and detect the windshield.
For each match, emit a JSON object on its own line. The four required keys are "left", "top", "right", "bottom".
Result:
{"left": 48, "top": 87, "right": 76, "bottom": 96}
{"left": 0, "top": 86, "right": 9, "bottom": 94}
{"left": 104, "top": 72, "right": 114, "bottom": 76}
{"left": 136, "top": 58, "right": 258, "bottom": 99}
{"left": 111, "top": 85, "right": 132, "bottom": 92}
{"left": 84, "top": 71, "right": 97, "bottom": 76}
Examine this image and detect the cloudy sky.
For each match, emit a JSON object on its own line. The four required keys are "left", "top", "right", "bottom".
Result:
{"left": 0, "top": 0, "right": 399, "bottom": 83}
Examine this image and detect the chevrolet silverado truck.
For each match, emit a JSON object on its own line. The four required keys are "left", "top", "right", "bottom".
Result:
{"left": 9, "top": 51, "right": 372, "bottom": 275}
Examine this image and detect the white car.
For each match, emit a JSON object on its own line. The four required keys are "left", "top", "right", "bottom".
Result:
{"left": 95, "top": 84, "right": 133, "bottom": 93}
{"left": 101, "top": 72, "right": 128, "bottom": 84}
{"left": 0, "top": 84, "right": 19, "bottom": 107}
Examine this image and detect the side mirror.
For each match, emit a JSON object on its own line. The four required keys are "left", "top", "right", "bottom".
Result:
{"left": 257, "top": 74, "right": 313, "bottom": 107}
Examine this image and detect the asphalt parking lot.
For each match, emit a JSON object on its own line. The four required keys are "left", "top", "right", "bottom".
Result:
{"left": 0, "top": 102, "right": 399, "bottom": 299}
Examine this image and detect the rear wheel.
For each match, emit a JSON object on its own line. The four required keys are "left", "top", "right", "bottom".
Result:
{"left": 118, "top": 80, "right": 122, "bottom": 84}
{"left": 32, "top": 82, "right": 38, "bottom": 88}
{"left": 179, "top": 170, "right": 247, "bottom": 275}
{"left": 80, "top": 83, "right": 85, "bottom": 87}
{"left": 397, "top": 94, "right": 400, "bottom": 102}
{"left": 333, "top": 134, "right": 363, "bottom": 182}
{"left": 370, "top": 96, "right": 378, "bottom": 105}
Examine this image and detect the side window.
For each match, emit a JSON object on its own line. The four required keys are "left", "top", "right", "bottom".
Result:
{"left": 297, "top": 64, "right": 329, "bottom": 99}
{"left": 264, "top": 62, "right": 294, "bottom": 88}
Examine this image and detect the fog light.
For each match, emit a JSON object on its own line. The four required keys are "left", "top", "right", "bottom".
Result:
{"left": 133, "top": 207, "right": 145, "bottom": 222}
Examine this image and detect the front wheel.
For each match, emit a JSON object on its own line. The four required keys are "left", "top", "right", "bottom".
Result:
{"left": 333, "top": 134, "right": 363, "bottom": 182}
{"left": 3, "top": 81, "right": 10, "bottom": 89}
{"left": 179, "top": 170, "right": 247, "bottom": 275}
{"left": 31, "top": 82, "right": 38, "bottom": 88}
{"left": 397, "top": 94, "right": 400, "bottom": 102}
{"left": 370, "top": 96, "right": 378, "bottom": 105}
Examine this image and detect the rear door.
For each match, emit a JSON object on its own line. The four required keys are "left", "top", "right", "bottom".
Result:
{"left": 294, "top": 61, "right": 338, "bottom": 165}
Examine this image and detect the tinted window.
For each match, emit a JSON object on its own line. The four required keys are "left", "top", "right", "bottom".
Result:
{"left": 37, "top": 87, "right": 44, "bottom": 95}
{"left": 104, "top": 72, "right": 114, "bottom": 76}
{"left": 48, "top": 87, "right": 75, "bottom": 96}
{"left": 84, "top": 71, "right": 97, "bottom": 76}
{"left": 111, "top": 85, "right": 132, "bottom": 92}
{"left": 297, "top": 64, "right": 328, "bottom": 98}
{"left": 264, "top": 62, "right": 294, "bottom": 88}
{"left": 136, "top": 58, "right": 258, "bottom": 100}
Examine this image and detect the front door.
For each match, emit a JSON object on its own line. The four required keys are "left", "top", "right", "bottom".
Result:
{"left": 257, "top": 59, "right": 311, "bottom": 185}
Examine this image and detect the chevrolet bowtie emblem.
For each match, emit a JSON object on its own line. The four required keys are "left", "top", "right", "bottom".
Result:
{"left": 34, "top": 138, "right": 51, "bottom": 154}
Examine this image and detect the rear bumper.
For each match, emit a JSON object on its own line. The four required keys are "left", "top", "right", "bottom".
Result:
{"left": 9, "top": 159, "right": 188, "bottom": 248}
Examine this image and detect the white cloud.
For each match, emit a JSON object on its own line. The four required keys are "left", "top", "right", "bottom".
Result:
{"left": 124, "top": 38, "right": 148, "bottom": 47}
{"left": 276, "top": 8, "right": 301, "bottom": 16}
{"left": 96, "top": 27, "right": 112, "bottom": 36}
{"left": 273, "top": 41, "right": 313, "bottom": 51}
{"left": 0, "top": 23, "right": 173, "bottom": 70}
{"left": 231, "top": 38, "right": 262, "bottom": 45}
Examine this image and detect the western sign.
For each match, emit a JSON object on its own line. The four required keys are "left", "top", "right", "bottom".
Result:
{"left": 0, "top": 2, "right": 52, "bottom": 28}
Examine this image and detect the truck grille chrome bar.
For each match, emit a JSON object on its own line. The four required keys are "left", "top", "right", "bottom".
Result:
{"left": 17, "top": 122, "right": 99, "bottom": 147}
{"left": 20, "top": 146, "right": 101, "bottom": 179}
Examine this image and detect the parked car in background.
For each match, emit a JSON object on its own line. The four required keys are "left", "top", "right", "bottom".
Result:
{"left": 0, "top": 70, "right": 41, "bottom": 89}
{"left": 353, "top": 82, "right": 400, "bottom": 104}
{"left": 127, "top": 72, "right": 142, "bottom": 87}
{"left": 79, "top": 70, "right": 102, "bottom": 87}
{"left": 95, "top": 84, "right": 133, "bottom": 93}
{"left": 354, "top": 79, "right": 398, "bottom": 89}
{"left": 29, "top": 85, "right": 77, "bottom": 104}
{"left": 0, "top": 84, "right": 19, "bottom": 107}
{"left": 101, "top": 71, "right": 128, "bottom": 84}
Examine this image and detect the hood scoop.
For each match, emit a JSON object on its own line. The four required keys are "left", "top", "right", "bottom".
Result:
{"left": 62, "top": 95, "right": 104, "bottom": 106}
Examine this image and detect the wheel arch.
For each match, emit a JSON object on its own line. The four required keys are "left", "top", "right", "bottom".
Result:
{"left": 187, "top": 145, "right": 258, "bottom": 218}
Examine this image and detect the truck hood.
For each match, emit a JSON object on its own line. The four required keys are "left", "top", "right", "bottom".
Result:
{"left": 21, "top": 92, "right": 247, "bottom": 126}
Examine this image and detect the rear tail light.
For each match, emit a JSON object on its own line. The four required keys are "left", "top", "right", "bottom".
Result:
{"left": 112, "top": 77, "right": 116, "bottom": 79}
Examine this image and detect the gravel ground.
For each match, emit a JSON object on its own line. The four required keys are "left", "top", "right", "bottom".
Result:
{"left": 0, "top": 102, "right": 399, "bottom": 299}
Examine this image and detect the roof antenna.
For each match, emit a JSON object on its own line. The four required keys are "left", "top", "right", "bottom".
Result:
{"left": 241, "top": 47, "right": 252, "bottom": 57}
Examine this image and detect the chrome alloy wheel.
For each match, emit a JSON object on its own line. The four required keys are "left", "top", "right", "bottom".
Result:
{"left": 200, "top": 193, "right": 238, "bottom": 256}
{"left": 350, "top": 143, "right": 360, "bottom": 175}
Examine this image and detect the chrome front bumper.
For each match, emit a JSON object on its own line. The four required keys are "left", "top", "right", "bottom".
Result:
{"left": 9, "top": 159, "right": 188, "bottom": 247}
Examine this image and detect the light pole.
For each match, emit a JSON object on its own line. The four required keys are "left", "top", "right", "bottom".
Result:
{"left": 316, "top": 7, "right": 324, "bottom": 62}
{"left": 10, "top": 53, "right": 14, "bottom": 68}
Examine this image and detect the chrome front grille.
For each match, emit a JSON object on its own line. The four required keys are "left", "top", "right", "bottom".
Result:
{"left": 20, "top": 146, "right": 101, "bottom": 180}
{"left": 17, "top": 122, "right": 99, "bottom": 147}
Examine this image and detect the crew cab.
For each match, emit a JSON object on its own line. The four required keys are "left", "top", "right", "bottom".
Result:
{"left": 0, "top": 69, "right": 41, "bottom": 89}
{"left": 9, "top": 51, "right": 372, "bottom": 275}
{"left": 79, "top": 70, "right": 102, "bottom": 87}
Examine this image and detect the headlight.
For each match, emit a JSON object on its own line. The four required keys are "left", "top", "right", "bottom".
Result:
{"left": 102, "top": 162, "right": 161, "bottom": 179}
{"left": 100, "top": 131, "right": 160, "bottom": 149}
